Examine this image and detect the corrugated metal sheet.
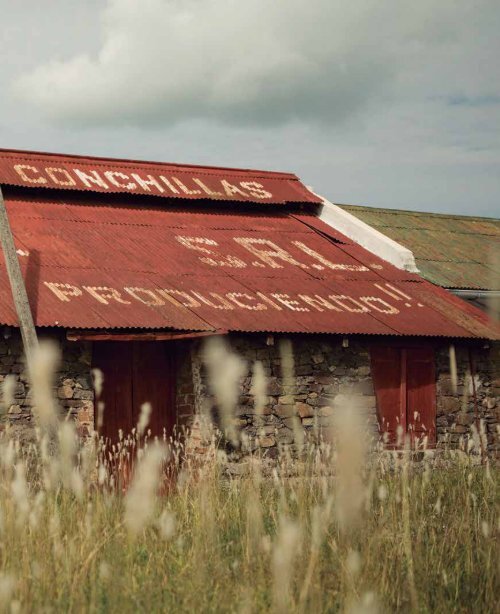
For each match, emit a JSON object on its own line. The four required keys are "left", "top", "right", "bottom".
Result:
{"left": 0, "top": 195, "right": 498, "bottom": 339}
{"left": 340, "top": 204, "right": 500, "bottom": 290}
{"left": 0, "top": 149, "right": 321, "bottom": 205}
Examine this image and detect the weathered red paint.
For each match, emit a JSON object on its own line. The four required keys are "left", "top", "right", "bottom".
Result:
{"left": 0, "top": 149, "right": 320, "bottom": 205}
{"left": 0, "top": 193, "right": 497, "bottom": 339}
{"left": 371, "top": 346, "right": 436, "bottom": 445}
{"left": 406, "top": 347, "right": 436, "bottom": 443}
{"left": 92, "top": 341, "right": 176, "bottom": 441}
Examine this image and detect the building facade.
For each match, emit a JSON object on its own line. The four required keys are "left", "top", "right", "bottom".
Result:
{"left": 0, "top": 149, "right": 498, "bottom": 459}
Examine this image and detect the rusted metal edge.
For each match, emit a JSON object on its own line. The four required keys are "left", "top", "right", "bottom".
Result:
{"left": 0, "top": 149, "right": 300, "bottom": 180}
{"left": 0, "top": 320, "right": 489, "bottom": 339}
{"left": 66, "top": 329, "right": 227, "bottom": 342}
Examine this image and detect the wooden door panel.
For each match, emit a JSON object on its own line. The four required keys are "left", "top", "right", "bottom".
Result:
{"left": 92, "top": 341, "right": 176, "bottom": 443}
{"left": 370, "top": 347, "right": 402, "bottom": 443}
{"left": 132, "top": 341, "right": 175, "bottom": 440}
{"left": 92, "top": 342, "right": 134, "bottom": 441}
{"left": 406, "top": 347, "right": 436, "bottom": 444}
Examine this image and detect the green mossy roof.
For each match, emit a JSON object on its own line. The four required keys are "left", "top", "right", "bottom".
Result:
{"left": 339, "top": 205, "right": 500, "bottom": 290}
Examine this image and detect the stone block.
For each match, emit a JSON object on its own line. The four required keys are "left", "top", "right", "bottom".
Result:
{"left": 456, "top": 413, "right": 474, "bottom": 426}
{"left": 73, "top": 389, "right": 93, "bottom": 400}
{"left": 450, "top": 425, "right": 468, "bottom": 434}
{"left": 295, "top": 402, "right": 314, "bottom": 418}
{"left": 282, "top": 416, "right": 301, "bottom": 430}
{"left": 482, "top": 397, "right": 496, "bottom": 410}
{"left": 276, "top": 428, "right": 294, "bottom": 444}
{"left": 258, "top": 435, "right": 276, "bottom": 448}
{"left": 261, "top": 425, "right": 277, "bottom": 435}
{"left": 440, "top": 397, "right": 460, "bottom": 414}
{"left": 58, "top": 384, "right": 74, "bottom": 400}
{"left": 276, "top": 404, "right": 294, "bottom": 418}
{"left": 267, "top": 378, "right": 281, "bottom": 395}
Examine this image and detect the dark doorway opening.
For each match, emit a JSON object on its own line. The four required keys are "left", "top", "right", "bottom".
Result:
{"left": 92, "top": 341, "right": 176, "bottom": 442}
{"left": 370, "top": 346, "right": 436, "bottom": 446}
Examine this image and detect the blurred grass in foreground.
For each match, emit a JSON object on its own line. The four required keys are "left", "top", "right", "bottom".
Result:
{"left": 0, "top": 339, "right": 497, "bottom": 613}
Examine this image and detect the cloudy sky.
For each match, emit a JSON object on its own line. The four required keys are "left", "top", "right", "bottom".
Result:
{"left": 1, "top": 0, "right": 499, "bottom": 215}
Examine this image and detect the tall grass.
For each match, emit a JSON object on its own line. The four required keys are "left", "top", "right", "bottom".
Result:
{"left": 0, "top": 339, "right": 497, "bottom": 613}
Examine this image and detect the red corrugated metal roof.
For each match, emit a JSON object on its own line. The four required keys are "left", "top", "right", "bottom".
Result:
{"left": 1, "top": 194, "right": 498, "bottom": 339}
{"left": 0, "top": 149, "right": 320, "bottom": 205}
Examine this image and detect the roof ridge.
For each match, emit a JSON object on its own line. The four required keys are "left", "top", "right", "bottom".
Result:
{"left": 338, "top": 203, "right": 500, "bottom": 223}
{"left": 0, "top": 147, "right": 297, "bottom": 179}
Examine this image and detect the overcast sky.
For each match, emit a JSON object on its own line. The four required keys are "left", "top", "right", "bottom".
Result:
{"left": 1, "top": 0, "right": 499, "bottom": 216}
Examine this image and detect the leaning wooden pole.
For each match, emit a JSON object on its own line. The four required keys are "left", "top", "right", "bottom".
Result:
{"left": 0, "top": 185, "right": 38, "bottom": 369}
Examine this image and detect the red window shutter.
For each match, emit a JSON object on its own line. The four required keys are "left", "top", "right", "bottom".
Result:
{"left": 406, "top": 348, "right": 436, "bottom": 445}
{"left": 370, "top": 347, "right": 402, "bottom": 444}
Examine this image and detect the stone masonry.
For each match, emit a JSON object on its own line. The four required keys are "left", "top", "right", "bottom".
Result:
{"left": 187, "top": 335, "right": 379, "bottom": 460}
{"left": 436, "top": 342, "right": 499, "bottom": 455}
{"left": 0, "top": 329, "right": 94, "bottom": 442}
{"left": 0, "top": 327, "right": 498, "bottom": 458}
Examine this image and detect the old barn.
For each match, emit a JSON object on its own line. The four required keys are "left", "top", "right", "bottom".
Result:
{"left": 0, "top": 149, "right": 498, "bottom": 456}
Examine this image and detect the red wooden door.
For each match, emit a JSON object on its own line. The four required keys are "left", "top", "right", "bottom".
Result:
{"left": 132, "top": 342, "right": 176, "bottom": 440}
{"left": 92, "top": 342, "right": 134, "bottom": 442}
{"left": 370, "top": 347, "right": 403, "bottom": 444}
{"left": 92, "top": 341, "right": 175, "bottom": 442}
{"left": 406, "top": 347, "right": 436, "bottom": 445}
{"left": 370, "top": 345, "right": 436, "bottom": 447}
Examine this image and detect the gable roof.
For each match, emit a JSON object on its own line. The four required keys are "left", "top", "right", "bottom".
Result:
{"left": 339, "top": 205, "right": 500, "bottom": 291}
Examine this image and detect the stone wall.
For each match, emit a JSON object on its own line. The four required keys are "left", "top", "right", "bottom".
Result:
{"left": 1, "top": 327, "right": 498, "bottom": 459}
{"left": 436, "top": 342, "right": 499, "bottom": 455}
{"left": 190, "top": 334, "right": 379, "bottom": 461}
{"left": 0, "top": 329, "right": 94, "bottom": 441}
{"left": 189, "top": 334, "right": 500, "bottom": 460}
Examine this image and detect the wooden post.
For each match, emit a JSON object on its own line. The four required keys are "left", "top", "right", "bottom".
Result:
{"left": 0, "top": 185, "right": 38, "bottom": 368}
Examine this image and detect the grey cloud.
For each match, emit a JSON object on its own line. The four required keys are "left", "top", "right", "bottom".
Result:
{"left": 10, "top": 0, "right": 484, "bottom": 128}
{"left": 1, "top": 0, "right": 499, "bottom": 217}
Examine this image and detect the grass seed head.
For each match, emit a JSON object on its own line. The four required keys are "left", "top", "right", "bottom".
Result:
{"left": 250, "top": 360, "right": 267, "bottom": 415}
{"left": 1, "top": 375, "right": 16, "bottom": 415}
{"left": 333, "top": 400, "right": 367, "bottom": 532}
{"left": 30, "top": 340, "right": 60, "bottom": 434}
{"left": 124, "top": 442, "right": 167, "bottom": 536}
{"left": 137, "top": 402, "right": 152, "bottom": 437}
{"left": 203, "top": 336, "right": 246, "bottom": 447}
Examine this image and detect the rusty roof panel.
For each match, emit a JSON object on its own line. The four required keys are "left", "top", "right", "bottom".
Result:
{"left": 340, "top": 204, "right": 500, "bottom": 290}
{"left": 1, "top": 196, "right": 498, "bottom": 339}
{"left": 0, "top": 149, "right": 321, "bottom": 206}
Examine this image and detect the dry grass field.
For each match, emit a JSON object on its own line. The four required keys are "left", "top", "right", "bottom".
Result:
{"left": 0, "top": 340, "right": 498, "bottom": 613}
